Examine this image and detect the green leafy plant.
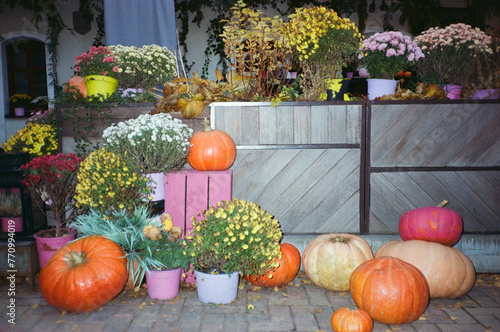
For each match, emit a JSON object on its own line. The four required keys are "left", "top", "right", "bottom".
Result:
{"left": 186, "top": 198, "right": 283, "bottom": 276}
{"left": 102, "top": 113, "right": 192, "bottom": 174}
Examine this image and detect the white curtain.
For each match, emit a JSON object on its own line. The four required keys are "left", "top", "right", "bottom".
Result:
{"left": 103, "top": 0, "right": 177, "bottom": 52}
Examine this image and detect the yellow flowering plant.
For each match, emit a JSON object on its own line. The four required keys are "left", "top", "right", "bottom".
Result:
{"left": 2, "top": 123, "right": 57, "bottom": 158}
{"left": 137, "top": 213, "right": 191, "bottom": 272}
{"left": 9, "top": 93, "right": 32, "bottom": 109}
{"left": 74, "top": 148, "right": 152, "bottom": 216}
{"left": 186, "top": 198, "right": 283, "bottom": 276}
{"left": 284, "top": 6, "right": 363, "bottom": 100}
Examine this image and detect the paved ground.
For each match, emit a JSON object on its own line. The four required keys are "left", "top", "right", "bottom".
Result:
{"left": 1, "top": 272, "right": 499, "bottom": 332}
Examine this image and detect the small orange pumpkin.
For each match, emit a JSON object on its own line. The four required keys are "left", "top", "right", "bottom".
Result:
{"left": 65, "top": 75, "right": 87, "bottom": 97}
{"left": 331, "top": 307, "right": 373, "bottom": 332}
{"left": 187, "top": 119, "right": 236, "bottom": 171}
{"left": 244, "top": 243, "right": 301, "bottom": 287}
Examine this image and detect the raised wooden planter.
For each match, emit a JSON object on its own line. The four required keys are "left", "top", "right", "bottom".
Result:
{"left": 58, "top": 103, "right": 208, "bottom": 154}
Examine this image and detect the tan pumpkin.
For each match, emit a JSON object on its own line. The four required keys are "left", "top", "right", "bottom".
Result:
{"left": 375, "top": 240, "right": 475, "bottom": 298}
{"left": 302, "top": 233, "right": 373, "bottom": 291}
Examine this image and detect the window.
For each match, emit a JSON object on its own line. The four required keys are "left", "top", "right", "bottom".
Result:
{"left": 6, "top": 39, "right": 48, "bottom": 109}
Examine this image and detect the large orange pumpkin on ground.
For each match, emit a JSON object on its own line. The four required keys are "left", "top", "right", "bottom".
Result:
{"left": 302, "top": 233, "right": 373, "bottom": 291}
{"left": 374, "top": 239, "right": 475, "bottom": 298}
{"left": 331, "top": 307, "right": 373, "bottom": 332}
{"left": 349, "top": 256, "right": 430, "bottom": 325}
{"left": 64, "top": 75, "right": 87, "bottom": 97}
{"left": 39, "top": 235, "right": 128, "bottom": 312}
{"left": 187, "top": 119, "right": 236, "bottom": 171}
{"left": 243, "top": 243, "right": 301, "bottom": 287}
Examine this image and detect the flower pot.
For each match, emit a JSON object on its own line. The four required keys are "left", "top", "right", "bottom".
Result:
{"left": 471, "top": 89, "right": 499, "bottom": 100}
{"left": 367, "top": 79, "right": 398, "bottom": 100}
{"left": 326, "top": 79, "right": 350, "bottom": 101}
{"left": 443, "top": 84, "right": 463, "bottom": 100}
{"left": 146, "top": 268, "right": 182, "bottom": 300}
{"left": 145, "top": 172, "right": 165, "bottom": 202}
{"left": 14, "top": 107, "right": 25, "bottom": 117}
{"left": 34, "top": 228, "right": 76, "bottom": 269}
{"left": 1, "top": 217, "right": 23, "bottom": 232}
{"left": 195, "top": 270, "right": 239, "bottom": 304}
{"left": 85, "top": 75, "right": 118, "bottom": 101}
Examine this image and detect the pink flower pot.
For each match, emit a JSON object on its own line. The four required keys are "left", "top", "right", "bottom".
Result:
{"left": 34, "top": 228, "right": 76, "bottom": 268}
{"left": 443, "top": 84, "right": 463, "bottom": 100}
{"left": 1, "top": 217, "right": 23, "bottom": 232}
{"left": 14, "top": 107, "right": 25, "bottom": 117}
{"left": 146, "top": 268, "right": 182, "bottom": 300}
{"left": 195, "top": 270, "right": 239, "bottom": 304}
{"left": 471, "top": 89, "right": 499, "bottom": 100}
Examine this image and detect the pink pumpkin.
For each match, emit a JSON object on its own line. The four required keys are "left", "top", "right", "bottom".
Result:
{"left": 399, "top": 201, "right": 462, "bottom": 246}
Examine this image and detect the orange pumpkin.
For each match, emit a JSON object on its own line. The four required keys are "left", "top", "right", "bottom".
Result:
{"left": 65, "top": 75, "right": 87, "bottom": 97}
{"left": 244, "top": 243, "right": 301, "bottom": 287}
{"left": 375, "top": 240, "right": 475, "bottom": 298}
{"left": 187, "top": 119, "right": 236, "bottom": 171}
{"left": 39, "top": 235, "right": 128, "bottom": 312}
{"left": 349, "top": 256, "right": 430, "bottom": 325}
{"left": 331, "top": 307, "right": 373, "bottom": 332}
{"left": 302, "top": 233, "right": 373, "bottom": 291}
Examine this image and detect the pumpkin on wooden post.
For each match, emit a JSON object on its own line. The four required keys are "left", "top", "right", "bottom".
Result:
{"left": 187, "top": 119, "right": 236, "bottom": 171}
{"left": 243, "top": 243, "right": 301, "bottom": 287}
{"left": 399, "top": 200, "right": 463, "bottom": 246}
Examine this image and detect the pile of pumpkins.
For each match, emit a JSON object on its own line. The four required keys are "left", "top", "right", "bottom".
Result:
{"left": 302, "top": 201, "right": 475, "bottom": 331}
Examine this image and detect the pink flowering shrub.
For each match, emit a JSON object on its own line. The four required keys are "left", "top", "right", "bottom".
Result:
{"left": 21, "top": 153, "right": 83, "bottom": 236}
{"left": 358, "top": 31, "right": 424, "bottom": 79}
{"left": 73, "top": 46, "right": 121, "bottom": 79}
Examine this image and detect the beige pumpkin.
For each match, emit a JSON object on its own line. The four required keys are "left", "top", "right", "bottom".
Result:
{"left": 375, "top": 240, "right": 475, "bottom": 298}
{"left": 302, "top": 233, "right": 373, "bottom": 291}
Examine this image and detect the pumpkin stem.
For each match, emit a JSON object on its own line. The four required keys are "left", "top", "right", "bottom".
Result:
{"left": 64, "top": 250, "right": 88, "bottom": 268}
{"left": 202, "top": 118, "right": 212, "bottom": 132}
{"left": 332, "top": 236, "right": 347, "bottom": 243}
{"left": 437, "top": 200, "right": 448, "bottom": 207}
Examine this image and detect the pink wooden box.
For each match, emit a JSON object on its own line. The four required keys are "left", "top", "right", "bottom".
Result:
{"left": 164, "top": 169, "right": 233, "bottom": 284}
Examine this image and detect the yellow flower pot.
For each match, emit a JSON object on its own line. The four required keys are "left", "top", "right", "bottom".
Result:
{"left": 85, "top": 75, "right": 118, "bottom": 100}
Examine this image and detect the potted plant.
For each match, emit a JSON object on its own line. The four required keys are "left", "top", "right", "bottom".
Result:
{"left": 358, "top": 31, "right": 424, "bottom": 100}
{"left": 0, "top": 192, "right": 23, "bottom": 232}
{"left": 73, "top": 46, "right": 121, "bottom": 100}
{"left": 284, "top": 6, "right": 363, "bottom": 100}
{"left": 30, "top": 96, "right": 49, "bottom": 112}
{"left": 186, "top": 198, "right": 283, "bottom": 304}
{"left": 1, "top": 123, "right": 58, "bottom": 159}
{"left": 414, "top": 23, "right": 493, "bottom": 99}
{"left": 9, "top": 93, "right": 32, "bottom": 116}
{"left": 21, "top": 153, "right": 83, "bottom": 267}
{"left": 69, "top": 206, "right": 174, "bottom": 290}
{"left": 136, "top": 213, "right": 191, "bottom": 299}
{"left": 74, "top": 148, "right": 152, "bottom": 216}
{"left": 108, "top": 44, "right": 178, "bottom": 91}
{"left": 101, "top": 113, "right": 193, "bottom": 201}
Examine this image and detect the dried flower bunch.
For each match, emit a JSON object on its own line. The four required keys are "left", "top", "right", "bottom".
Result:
{"left": 358, "top": 31, "right": 424, "bottom": 79}
{"left": 74, "top": 148, "right": 152, "bottom": 215}
{"left": 109, "top": 44, "right": 178, "bottom": 89}
{"left": 9, "top": 93, "right": 32, "bottom": 108}
{"left": 21, "top": 153, "right": 82, "bottom": 236}
{"left": 187, "top": 198, "right": 283, "bottom": 276}
{"left": 0, "top": 192, "right": 22, "bottom": 217}
{"left": 220, "top": 0, "right": 293, "bottom": 101}
{"left": 74, "top": 46, "right": 122, "bottom": 79}
{"left": 414, "top": 23, "right": 493, "bottom": 86}
{"left": 138, "top": 213, "right": 191, "bottom": 272}
{"left": 2, "top": 123, "right": 58, "bottom": 158}
{"left": 102, "top": 113, "right": 192, "bottom": 174}
{"left": 284, "top": 6, "right": 363, "bottom": 100}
